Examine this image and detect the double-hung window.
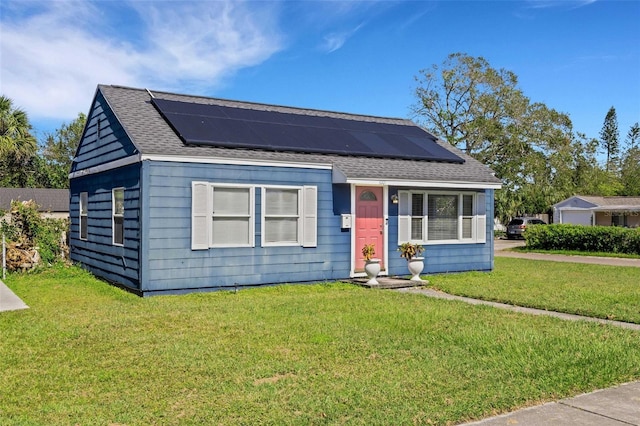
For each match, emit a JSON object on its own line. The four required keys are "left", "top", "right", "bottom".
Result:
{"left": 191, "top": 182, "right": 254, "bottom": 249}
{"left": 112, "top": 188, "right": 124, "bottom": 246}
{"left": 79, "top": 192, "right": 88, "bottom": 240}
{"left": 212, "top": 185, "right": 254, "bottom": 247}
{"left": 263, "top": 187, "right": 300, "bottom": 245}
{"left": 398, "top": 191, "right": 486, "bottom": 244}
{"left": 262, "top": 186, "right": 317, "bottom": 247}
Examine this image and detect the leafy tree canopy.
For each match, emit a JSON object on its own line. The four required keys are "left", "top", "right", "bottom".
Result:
{"left": 0, "top": 95, "right": 38, "bottom": 187}
{"left": 412, "top": 53, "right": 589, "bottom": 223}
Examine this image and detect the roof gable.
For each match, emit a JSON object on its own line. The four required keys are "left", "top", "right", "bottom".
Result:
{"left": 554, "top": 195, "right": 640, "bottom": 209}
{"left": 71, "top": 89, "right": 140, "bottom": 173}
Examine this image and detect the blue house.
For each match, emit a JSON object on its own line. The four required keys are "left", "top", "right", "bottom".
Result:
{"left": 69, "top": 85, "right": 502, "bottom": 296}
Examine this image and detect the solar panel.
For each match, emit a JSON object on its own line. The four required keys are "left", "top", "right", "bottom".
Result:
{"left": 152, "top": 98, "right": 464, "bottom": 163}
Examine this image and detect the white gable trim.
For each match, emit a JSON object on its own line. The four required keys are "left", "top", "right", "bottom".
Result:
{"left": 69, "top": 155, "right": 141, "bottom": 179}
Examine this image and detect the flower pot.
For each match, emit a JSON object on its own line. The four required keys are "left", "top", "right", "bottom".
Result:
{"left": 407, "top": 257, "right": 424, "bottom": 282}
{"left": 364, "top": 259, "right": 381, "bottom": 285}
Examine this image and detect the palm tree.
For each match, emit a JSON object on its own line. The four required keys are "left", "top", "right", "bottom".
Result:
{"left": 1, "top": 95, "right": 36, "bottom": 159}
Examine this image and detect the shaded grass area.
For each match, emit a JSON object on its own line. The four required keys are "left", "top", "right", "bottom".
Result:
{"left": 430, "top": 257, "right": 640, "bottom": 324}
{"left": 1, "top": 265, "right": 639, "bottom": 425}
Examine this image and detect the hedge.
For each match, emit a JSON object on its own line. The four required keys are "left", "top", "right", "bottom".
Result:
{"left": 524, "top": 224, "right": 640, "bottom": 255}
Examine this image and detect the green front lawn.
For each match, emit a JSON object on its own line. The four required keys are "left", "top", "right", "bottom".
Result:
{"left": 1, "top": 263, "right": 639, "bottom": 425}
{"left": 431, "top": 257, "right": 640, "bottom": 323}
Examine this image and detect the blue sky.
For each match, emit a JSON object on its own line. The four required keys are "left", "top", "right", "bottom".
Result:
{"left": 1, "top": 0, "right": 639, "bottom": 148}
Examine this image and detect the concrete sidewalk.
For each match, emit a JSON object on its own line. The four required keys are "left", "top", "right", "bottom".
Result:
{"left": 463, "top": 381, "right": 640, "bottom": 425}
{"left": 0, "top": 279, "right": 29, "bottom": 312}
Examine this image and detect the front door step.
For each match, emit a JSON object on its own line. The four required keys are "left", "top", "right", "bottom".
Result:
{"left": 351, "top": 277, "right": 428, "bottom": 289}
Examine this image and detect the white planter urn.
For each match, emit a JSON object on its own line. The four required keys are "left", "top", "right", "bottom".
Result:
{"left": 407, "top": 257, "right": 424, "bottom": 282}
{"left": 364, "top": 259, "right": 381, "bottom": 285}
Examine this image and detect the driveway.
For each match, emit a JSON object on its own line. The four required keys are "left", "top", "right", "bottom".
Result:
{"left": 494, "top": 238, "right": 640, "bottom": 268}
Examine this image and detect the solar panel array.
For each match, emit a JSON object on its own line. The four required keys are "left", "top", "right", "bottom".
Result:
{"left": 151, "top": 98, "right": 464, "bottom": 163}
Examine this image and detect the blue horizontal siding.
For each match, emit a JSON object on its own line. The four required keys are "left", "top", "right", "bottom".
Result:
{"left": 71, "top": 91, "right": 138, "bottom": 173}
{"left": 142, "top": 161, "right": 348, "bottom": 293}
{"left": 69, "top": 163, "right": 142, "bottom": 290}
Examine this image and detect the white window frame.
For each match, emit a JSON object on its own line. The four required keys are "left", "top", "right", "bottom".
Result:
{"left": 192, "top": 181, "right": 316, "bottom": 250}
{"left": 261, "top": 185, "right": 303, "bottom": 247}
{"left": 398, "top": 190, "right": 486, "bottom": 245}
{"left": 112, "top": 188, "right": 124, "bottom": 246}
{"left": 191, "top": 182, "right": 255, "bottom": 249}
{"left": 79, "top": 192, "right": 88, "bottom": 241}
{"left": 211, "top": 184, "right": 255, "bottom": 248}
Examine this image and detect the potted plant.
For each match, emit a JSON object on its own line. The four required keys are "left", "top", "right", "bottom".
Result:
{"left": 398, "top": 242, "right": 425, "bottom": 282}
{"left": 362, "top": 243, "right": 380, "bottom": 285}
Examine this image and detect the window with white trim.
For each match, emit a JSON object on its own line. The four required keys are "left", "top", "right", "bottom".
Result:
{"left": 191, "top": 182, "right": 317, "bottom": 250}
{"left": 112, "top": 188, "right": 124, "bottom": 246}
{"left": 212, "top": 185, "right": 254, "bottom": 247}
{"left": 262, "top": 186, "right": 317, "bottom": 247}
{"left": 264, "top": 187, "right": 300, "bottom": 245}
{"left": 79, "top": 192, "right": 88, "bottom": 240}
{"left": 398, "top": 191, "right": 486, "bottom": 244}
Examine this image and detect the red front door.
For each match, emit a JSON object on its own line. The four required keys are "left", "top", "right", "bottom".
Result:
{"left": 355, "top": 186, "right": 384, "bottom": 272}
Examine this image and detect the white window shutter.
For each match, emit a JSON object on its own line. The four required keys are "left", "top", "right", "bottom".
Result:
{"left": 475, "top": 192, "right": 487, "bottom": 243}
{"left": 302, "top": 186, "right": 317, "bottom": 247}
{"left": 192, "top": 182, "right": 211, "bottom": 250}
{"left": 398, "top": 191, "right": 411, "bottom": 244}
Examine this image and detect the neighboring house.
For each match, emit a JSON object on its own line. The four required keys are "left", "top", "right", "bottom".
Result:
{"left": 553, "top": 196, "right": 640, "bottom": 228}
{"left": 0, "top": 188, "right": 70, "bottom": 220}
{"left": 68, "top": 85, "right": 502, "bottom": 296}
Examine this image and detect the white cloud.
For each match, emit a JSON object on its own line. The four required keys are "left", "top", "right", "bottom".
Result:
{"left": 0, "top": 0, "right": 283, "bottom": 122}
{"left": 321, "top": 23, "right": 364, "bottom": 53}
{"left": 525, "top": 0, "right": 597, "bottom": 9}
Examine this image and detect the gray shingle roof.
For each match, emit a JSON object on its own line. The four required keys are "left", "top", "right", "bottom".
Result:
{"left": 99, "top": 85, "right": 501, "bottom": 186}
{"left": 576, "top": 196, "right": 640, "bottom": 208}
{"left": 0, "top": 188, "right": 69, "bottom": 212}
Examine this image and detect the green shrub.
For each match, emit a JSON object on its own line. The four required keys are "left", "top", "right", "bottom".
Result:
{"left": 1, "top": 200, "right": 69, "bottom": 267}
{"left": 525, "top": 224, "right": 640, "bottom": 255}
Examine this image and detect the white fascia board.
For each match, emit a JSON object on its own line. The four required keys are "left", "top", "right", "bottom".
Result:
{"left": 140, "top": 154, "right": 333, "bottom": 170}
{"left": 69, "top": 154, "right": 141, "bottom": 179}
{"left": 341, "top": 177, "right": 502, "bottom": 190}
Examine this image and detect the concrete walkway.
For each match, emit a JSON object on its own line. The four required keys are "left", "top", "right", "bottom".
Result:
{"left": 464, "top": 381, "right": 640, "bottom": 425}
{"left": 398, "top": 287, "right": 640, "bottom": 331}
{"left": 0, "top": 279, "right": 28, "bottom": 312}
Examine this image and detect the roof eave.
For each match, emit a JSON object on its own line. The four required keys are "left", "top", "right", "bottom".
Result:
{"left": 334, "top": 174, "right": 502, "bottom": 190}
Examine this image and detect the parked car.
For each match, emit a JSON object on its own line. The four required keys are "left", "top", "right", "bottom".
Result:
{"left": 506, "top": 217, "right": 547, "bottom": 239}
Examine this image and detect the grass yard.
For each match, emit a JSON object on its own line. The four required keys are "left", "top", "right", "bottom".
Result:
{"left": 1, "top": 263, "right": 639, "bottom": 425}
{"left": 430, "top": 257, "right": 640, "bottom": 324}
